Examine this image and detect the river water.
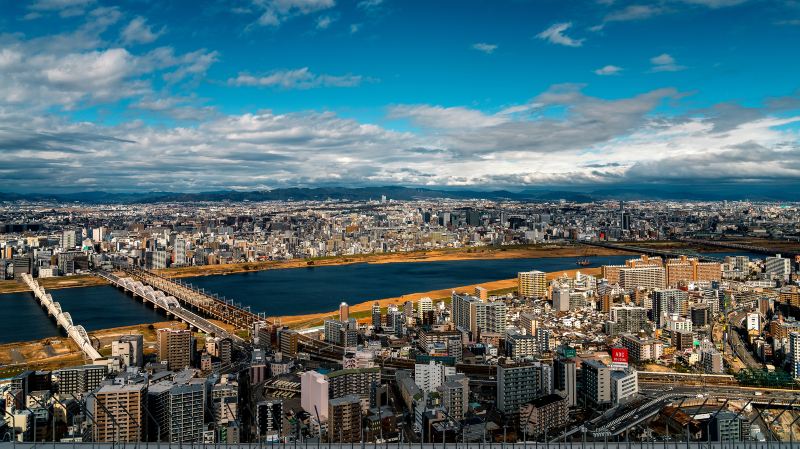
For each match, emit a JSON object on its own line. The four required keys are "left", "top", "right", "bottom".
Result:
{"left": 0, "top": 252, "right": 758, "bottom": 344}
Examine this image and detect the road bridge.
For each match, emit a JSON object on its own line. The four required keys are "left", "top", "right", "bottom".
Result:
{"left": 20, "top": 274, "right": 102, "bottom": 361}
{"left": 118, "top": 265, "right": 266, "bottom": 330}
{"left": 97, "top": 270, "right": 241, "bottom": 342}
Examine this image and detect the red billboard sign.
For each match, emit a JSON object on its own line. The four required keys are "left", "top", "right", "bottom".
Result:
{"left": 612, "top": 348, "right": 629, "bottom": 364}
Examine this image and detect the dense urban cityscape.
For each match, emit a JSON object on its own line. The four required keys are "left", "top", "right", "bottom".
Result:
{"left": 1, "top": 197, "right": 800, "bottom": 445}
{"left": 3, "top": 0, "right": 800, "bottom": 446}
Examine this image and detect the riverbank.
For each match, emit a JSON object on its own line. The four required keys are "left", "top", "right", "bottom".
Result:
{"left": 155, "top": 243, "right": 628, "bottom": 279}
{"left": 0, "top": 243, "right": 629, "bottom": 295}
{"left": 273, "top": 267, "right": 601, "bottom": 329}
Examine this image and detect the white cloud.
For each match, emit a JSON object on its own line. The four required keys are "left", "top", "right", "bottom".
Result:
{"left": 350, "top": 23, "right": 362, "bottom": 33}
{"left": 471, "top": 43, "right": 498, "bottom": 54}
{"left": 229, "top": 68, "right": 364, "bottom": 89}
{"left": 28, "top": 0, "right": 95, "bottom": 17}
{"left": 536, "top": 22, "right": 584, "bottom": 47}
{"left": 316, "top": 15, "right": 335, "bottom": 29}
{"left": 251, "top": 0, "right": 336, "bottom": 27}
{"left": 604, "top": 4, "right": 665, "bottom": 22}
{"left": 594, "top": 65, "right": 623, "bottom": 75}
{"left": 121, "top": 17, "right": 164, "bottom": 45}
{"left": 650, "top": 53, "right": 686, "bottom": 72}
{"left": 678, "top": 0, "right": 748, "bottom": 8}
{"left": 357, "top": 0, "right": 384, "bottom": 10}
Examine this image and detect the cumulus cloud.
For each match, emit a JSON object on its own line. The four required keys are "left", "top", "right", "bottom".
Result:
{"left": 121, "top": 17, "right": 164, "bottom": 45}
{"left": 229, "top": 68, "right": 364, "bottom": 89}
{"left": 650, "top": 53, "right": 686, "bottom": 72}
{"left": 594, "top": 65, "right": 623, "bottom": 75}
{"left": 536, "top": 22, "right": 584, "bottom": 47}
{"left": 472, "top": 43, "right": 498, "bottom": 54}
{"left": 27, "top": 0, "right": 95, "bottom": 18}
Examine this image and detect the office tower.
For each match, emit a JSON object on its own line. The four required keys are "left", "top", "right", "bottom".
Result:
{"left": 497, "top": 365, "right": 539, "bottom": 416}
{"left": 371, "top": 302, "right": 381, "bottom": 329}
{"left": 256, "top": 400, "right": 283, "bottom": 439}
{"left": 551, "top": 286, "right": 570, "bottom": 312}
{"left": 520, "top": 394, "right": 568, "bottom": 438}
{"left": 173, "top": 238, "right": 187, "bottom": 265}
{"left": 553, "top": 358, "right": 577, "bottom": 407}
{"left": 93, "top": 384, "right": 146, "bottom": 443}
{"left": 327, "top": 367, "right": 381, "bottom": 405}
{"left": 414, "top": 361, "right": 456, "bottom": 392}
{"left": 301, "top": 371, "right": 329, "bottom": 420}
{"left": 582, "top": 360, "right": 611, "bottom": 407}
{"left": 621, "top": 211, "right": 631, "bottom": 231}
{"left": 417, "top": 297, "right": 433, "bottom": 320}
{"left": 55, "top": 365, "right": 107, "bottom": 396}
{"left": 339, "top": 302, "right": 350, "bottom": 322}
{"left": 328, "top": 395, "right": 362, "bottom": 443}
{"left": 437, "top": 374, "right": 469, "bottom": 421}
{"left": 690, "top": 305, "right": 710, "bottom": 328}
{"left": 112, "top": 335, "right": 144, "bottom": 368}
{"left": 608, "top": 306, "right": 648, "bottom": 335}
{"left": 157, "top": 328, "right": 192, "bottom": 370}
{"left": 169, "top": 383, "right": 205, "bottom": 443}
{"left": 766, "top": 255, "right": 792, "bottom": 281}
{"left": 518, "top": 270, "right": 547, "bottom": 298}
{"left": 452, "top": 293, "right": 507, "bottom": 336}
{"left": 619, "top": 267, "right": 666, "bottom": 291}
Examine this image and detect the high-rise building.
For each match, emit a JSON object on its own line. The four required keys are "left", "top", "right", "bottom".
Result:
{"left": 371, "top": 302, "right": 382, "bottom": 329}
{"left": 55, "top": 365, "right": 107, "bottom": 396}
{"left": 607, "top": 306, "right": 648, "bottom": 335}
{"left": 437, "top": 374, "right": 469, "bottom": 422}
{"left": 256, "top": 400, "right": 283, "bottom": 439}
{"left": 610, "top": 369, "right": 638, "bottom": 405}
{"left": 301, "top": 371, "right": 329, "bottom": 421}
{"left": 157, "top": 328, "right": 192, "bottom": 371}
{"left": 414, "top": 361, "right": 456, "bottom": 392}
{"left": 452, "top": 293, "right": 506, "bottom": 336}
{"left": 582, "top": 360, "right": 611, "bottom": 407}
{"left": 551, "top": 286, "right": 570, "bottom": 312}
{"left": 339, "top": 302, "right": 350, "bottom": 322}
{"left": 112, "top": 335, "right": 144, "bottom": 368}
{"left": 327, "top": 367, "right": 381, "bottom": 405}
{"left": 497, "top": 365, "right": 539, "bottom": 416}
{"left": 61, "top": 230, "right": 78, "bottom": 249}
{"left": 553, "top": 358, "right": 576, "bottom": 407}
{"left": 173, "top": 238, "right": 187, "bottom": 266}
{"left": 93, "top": 384, "right": 146, "bottom": 443}
{"left": 169, "top": 383, "right": 205, "bottom": 443}
{"left": 766, "top": 255, "right": 792, "bottom": 281}
{"left": 619, "top": 267, "right": 666, "bottom": 291}
{"left": 652, "top": 289, "right": 689, "bottom": 327}
{"left": 328, "top": 395, "right": 362, "bottom": 443}
{"left": 518, "top": 270, "right": 547, "bottom": 299}
{"left": 789, "top": 332, "right": 800, "bottom": 379}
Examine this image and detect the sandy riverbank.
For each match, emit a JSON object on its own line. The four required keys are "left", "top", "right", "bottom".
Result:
{"left": 273, "top": 267, "right": 602, "bottom": 329}
{"left": 0, "top": 243, "right": 630, "bottom": 295}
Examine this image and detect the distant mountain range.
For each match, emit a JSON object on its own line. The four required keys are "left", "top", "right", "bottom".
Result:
{"left": 0, "top": 184, "right": 797, "bottom": 203}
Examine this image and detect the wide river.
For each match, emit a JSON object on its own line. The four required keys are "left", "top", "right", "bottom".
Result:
{"left": 0, "top": 252, "right": 757, "bottom": 344}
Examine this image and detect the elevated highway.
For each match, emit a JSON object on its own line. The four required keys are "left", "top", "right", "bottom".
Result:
{"left": 20, "top": 273, "right": 102, "bottom": 361}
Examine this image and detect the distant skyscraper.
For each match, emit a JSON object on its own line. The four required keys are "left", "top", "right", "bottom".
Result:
{"left": 371, "top": 302, "right": 381, "bottom": 329}
{"left": 339, "top": 302, "right": 349, "bottom": 322}
{"left": 174, "top": 238, "right": 187, "bottom": 265}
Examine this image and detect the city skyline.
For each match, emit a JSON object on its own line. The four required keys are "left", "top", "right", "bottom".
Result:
{"left": 1, "top": 0, "right": 800, "bottom": 193}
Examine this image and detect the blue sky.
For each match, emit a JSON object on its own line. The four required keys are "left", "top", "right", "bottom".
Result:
{"left": 1, "top": 0, "right": 800, "bottom": 192}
